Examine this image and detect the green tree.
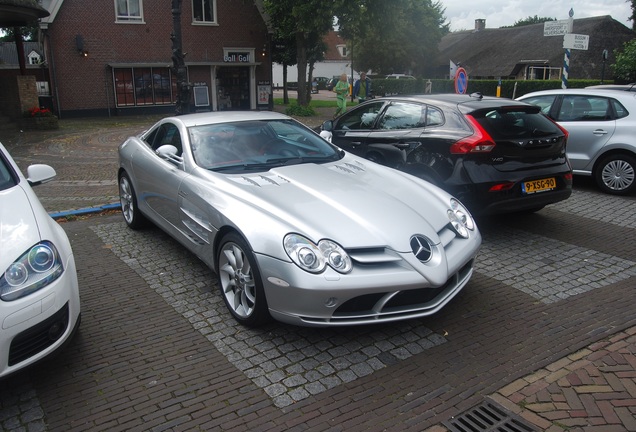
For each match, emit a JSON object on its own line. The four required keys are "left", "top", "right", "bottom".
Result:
{"left": 337, "top": 0, "right": 448, "bottom": 77}
{"left": 613, "top": 38, "right": 636, "bottom": 82}
{"left": 500, "top": 15, "right": 555, "bottom": 28}
{"left": 0, "top": 24, "right": 40, "bottom": 41}
{"left": 264, "top": 0, "right": 335, "bottom": 106}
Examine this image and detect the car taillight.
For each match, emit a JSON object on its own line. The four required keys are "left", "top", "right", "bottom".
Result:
{"left": 489, "top": 182, "right": 515, "bottom": 192}
{"left": 546, "top": 115, "right": 570, "bottom": 141}
{"left": 450, "top": 114, "right": 496, "bottom": 154}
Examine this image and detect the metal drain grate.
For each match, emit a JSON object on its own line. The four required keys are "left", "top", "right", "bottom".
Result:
{"left": 443, "top": 399, "right": 538, "bottom": 432}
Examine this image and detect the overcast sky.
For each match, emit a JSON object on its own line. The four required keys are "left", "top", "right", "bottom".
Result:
{"left": 442, "top": 0, "right": 632, "bottom": 31}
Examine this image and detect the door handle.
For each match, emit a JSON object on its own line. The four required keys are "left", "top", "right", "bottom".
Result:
{"left": 351, "top": 142, "right": 362, "bottom": 147}
{"left": 592, "top": 129, "right": 608, "bottom": 136}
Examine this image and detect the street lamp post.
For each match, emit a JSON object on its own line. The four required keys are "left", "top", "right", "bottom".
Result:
{"left": 601, "top": 49, "right": 608, "bottom": 84}
{"left": 171, "top": 0, "right": 191, "bottom": 115}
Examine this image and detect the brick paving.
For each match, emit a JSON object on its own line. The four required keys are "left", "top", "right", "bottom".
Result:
{"left": 0, "top": 114, "right": 635, "bottom": 431}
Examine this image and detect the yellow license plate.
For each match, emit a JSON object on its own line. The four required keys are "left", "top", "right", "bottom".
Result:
{"left": 523, "top": 178, "right": 556, "bottom": 194}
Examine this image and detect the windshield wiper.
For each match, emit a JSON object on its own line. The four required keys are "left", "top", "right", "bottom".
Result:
{"left": 209, "top": 155, "right": 339, "bottom": 172}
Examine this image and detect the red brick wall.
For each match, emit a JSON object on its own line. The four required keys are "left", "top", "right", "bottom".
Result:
{"left": 46, "top": 0, "right": 270, "bottom": 114}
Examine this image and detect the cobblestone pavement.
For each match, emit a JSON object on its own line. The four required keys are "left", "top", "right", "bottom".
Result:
{"left": 0, "top": 115, "right": 635, "bottom": 431}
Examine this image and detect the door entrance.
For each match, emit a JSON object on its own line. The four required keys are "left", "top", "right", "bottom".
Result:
{"left": 216, "top": 67, "right": 250, "bottom": 111}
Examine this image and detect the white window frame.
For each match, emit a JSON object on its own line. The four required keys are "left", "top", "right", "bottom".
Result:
{"left": 115, "top": 0, "right": 144, "bottom": 23}
{"left": 28, "top": 51, "right": 41, "bottom": 65}
{"left": 192, "top": 0, "right": 217, "bottom": 25}
{"left": 336, "top": 44, "right": 348, "bottom": 58}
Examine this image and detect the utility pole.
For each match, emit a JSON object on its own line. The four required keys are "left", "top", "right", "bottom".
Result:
{"left": 171, "top": 0, "right": 191, "bottom": 115}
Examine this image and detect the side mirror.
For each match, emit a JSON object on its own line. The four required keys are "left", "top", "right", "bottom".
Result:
{"left": 156, "top": 144, "right": 183, "bottom": 165}
{"left": 321, "top": 120, "right": 334, "bottom": 132}
{"left": 27, "top": 164, "right": 56, "bottom": 186}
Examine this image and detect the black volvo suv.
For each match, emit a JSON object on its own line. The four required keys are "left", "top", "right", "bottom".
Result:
{"left": 319, "top": 93, "right": 573, "bottom": 215}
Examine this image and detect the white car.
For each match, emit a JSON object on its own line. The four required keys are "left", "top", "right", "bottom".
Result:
{"left": 118, "top": 111, "right": 481, "bottom": 327}
{"left": 0, "top": 142, "right": 81, "bottom": 378}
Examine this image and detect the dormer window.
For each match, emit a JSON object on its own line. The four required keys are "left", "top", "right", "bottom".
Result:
{"left": 336, "top": 45, "right": 348, "bottom": 58}
{"left": 28, "top": 51, "right": 41, "bottom": 65}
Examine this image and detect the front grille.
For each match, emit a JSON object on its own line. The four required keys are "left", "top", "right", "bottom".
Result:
{"left": 9, "top": 302, "right": 69, "bottom": 366}
{"left": 328, "top": 259, "right": 474, "bottom": 322}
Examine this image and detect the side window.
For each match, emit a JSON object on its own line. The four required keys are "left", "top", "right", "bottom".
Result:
{"left": 378, "top": 102, "right": 426, "bottom": 130}
{"left": 611, "top": 99, "right": 629, "bottom": 119}
{"left": 558, "top": 96, "right": 609, "bottom": 121}
{"left": 115, "top": 0, "right": 143, "bottom": 22}
{"left": 336, "top": 101, "right": 385, "bottom": 130}
{"left": 426, "top": 106, "right": 444, "bottom": 127}
{"left": 192, "top": 0, "right": 217, "bottom": 24}
{"left": 521, "top": 95, "right": 556, "bottom": 116}
{"left": 148, "top": 124, "right": 183, "bottom": 155}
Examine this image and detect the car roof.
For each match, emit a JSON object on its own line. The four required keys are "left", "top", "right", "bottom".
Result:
{"left": 586, "top": 84, "right": 636, "bottom": 91}
{"left": 519, "top": 88, "right": 636, "bottom": 101}
{"left": 375, "top": 93, "right": 536, "bottom": 111}
{"left": 162, "top": 111, "right": 291, "bottom": 128}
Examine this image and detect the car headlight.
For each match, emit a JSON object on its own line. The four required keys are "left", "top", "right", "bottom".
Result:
{"left": 284, "top": 234, "right": 352, "bottom": 274}
{"left": 1, "top": 241, "right": 64, "bottom": 301}
{"left": 448, "top": 198, "right": 476, "bottom": 239}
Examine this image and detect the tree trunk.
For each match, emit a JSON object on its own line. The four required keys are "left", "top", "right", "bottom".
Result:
{"left": 283, "top": 64, "right": 289, "bottom": 105}
{"left": 295, "top": 32, "right": 308, "bottom": 106}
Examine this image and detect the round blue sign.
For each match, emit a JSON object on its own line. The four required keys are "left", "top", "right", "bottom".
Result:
{"left": 455, "top": 67, "right": 468, "bottom": 94}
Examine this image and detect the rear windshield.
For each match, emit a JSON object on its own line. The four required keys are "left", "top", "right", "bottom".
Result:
{"left": 471, "top": 109, "right": 562, "bottom": 140}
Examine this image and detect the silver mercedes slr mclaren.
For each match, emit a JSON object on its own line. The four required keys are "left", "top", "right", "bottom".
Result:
{"left": 117, "top": 111, "right": 481, "bottom": 327}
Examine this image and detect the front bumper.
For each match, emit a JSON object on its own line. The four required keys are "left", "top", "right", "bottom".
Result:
{"left": 256, "top": 245, "right": 479, "bottom": 327}
{"left": 0, "top": 254, "right": 81, "bottom": 379}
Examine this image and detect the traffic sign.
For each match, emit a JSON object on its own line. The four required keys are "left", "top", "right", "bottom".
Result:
{"left": 563, "top": 33, "right": 589, "bottom": 50}
{"left": 455, "top": 67, "right": 468, "bottom": 94}
{"left": 543, "top": 19, "right": 573, "bottom": 36}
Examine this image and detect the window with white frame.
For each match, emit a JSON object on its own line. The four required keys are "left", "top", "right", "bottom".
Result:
{"left": 192, "top": 0, "right": 217, "bottom": 24}
{"left": 336, "top": 45, "right": 348, "bottom": 57}
{"left": 28, "top": 51, "right": 41, "bottom": 65}
{"left": 115, "top": 0, "right": 143, "bottom": 22}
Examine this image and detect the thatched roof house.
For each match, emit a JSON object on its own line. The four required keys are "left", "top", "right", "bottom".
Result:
{"left": 436, "top": 15, "right": 634, "bottom": 81}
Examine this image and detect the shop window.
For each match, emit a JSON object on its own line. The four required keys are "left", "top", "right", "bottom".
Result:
{"left": 192, "top": 0, "right": 216, "bottom": 24}
{"left": 115, "top": 0, "right": 143, "bottom": 22}
{"left": 114, "top": 67, "right": 175, "bottom": 107}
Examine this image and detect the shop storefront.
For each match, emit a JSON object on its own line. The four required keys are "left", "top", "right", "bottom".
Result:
{"left": 110, "top": 48, "right": 271, "bottom": 114}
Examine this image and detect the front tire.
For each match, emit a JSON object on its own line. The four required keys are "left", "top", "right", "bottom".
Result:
{"left": 594, "top": 154, "right": 636, "bottom": 195}
{"left": 216, "top": 232, "right": 271, "bottom": 327}
{"left": 119, "top": 172, "right": 147, "bottom": 229}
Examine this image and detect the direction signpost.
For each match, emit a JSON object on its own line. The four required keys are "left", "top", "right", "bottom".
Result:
{"left": 543, "top": 9, "right": 588, "bottom": 89}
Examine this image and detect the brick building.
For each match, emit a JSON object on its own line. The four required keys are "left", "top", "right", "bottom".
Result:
{"left": 39, "top": 0, "right": 272, "bottom": 117}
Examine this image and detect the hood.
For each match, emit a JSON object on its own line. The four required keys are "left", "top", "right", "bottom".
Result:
{"left": 0, "top": 185, "right": 41, "bottom": 272}
{"left": 219, "top": 158, "right": 454, "bottom": 252}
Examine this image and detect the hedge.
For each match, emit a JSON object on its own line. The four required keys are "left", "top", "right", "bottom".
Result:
{"left": 372, "top": 78, "right": 612, "bottom": 99}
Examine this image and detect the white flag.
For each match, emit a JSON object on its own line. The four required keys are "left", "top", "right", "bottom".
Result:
{"left": 450, "top": 60, "right": 458, "bottom": 78}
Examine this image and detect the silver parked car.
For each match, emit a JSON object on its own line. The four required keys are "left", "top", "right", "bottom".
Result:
{"left": 518, "top": 89, "right": 636, "bottom": 195}
{"left": 117, "top": 111, "right": 481, "bottom": 327}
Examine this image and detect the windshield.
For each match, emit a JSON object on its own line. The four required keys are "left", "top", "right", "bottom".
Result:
{"left": 188, "top": 119, "right": 341, "bottom": 172}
